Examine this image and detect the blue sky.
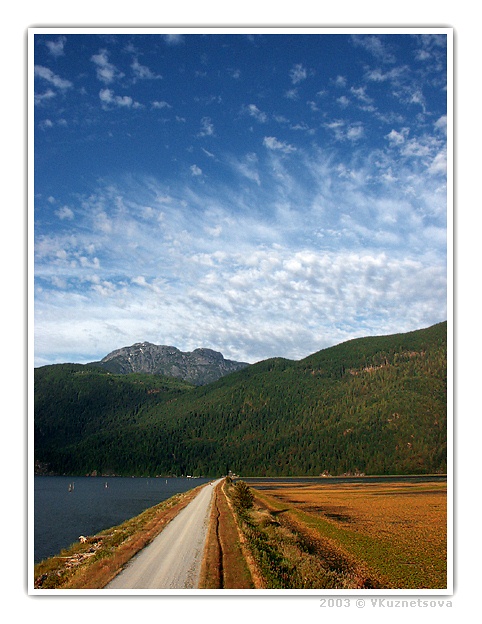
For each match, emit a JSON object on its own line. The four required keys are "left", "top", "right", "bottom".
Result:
{"left": 32, "top": 30, "right": 449, "bottom": 366}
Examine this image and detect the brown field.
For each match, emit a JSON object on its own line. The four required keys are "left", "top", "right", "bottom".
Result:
{"left": 247, "top": 478, "right": 447, "bottom": 589}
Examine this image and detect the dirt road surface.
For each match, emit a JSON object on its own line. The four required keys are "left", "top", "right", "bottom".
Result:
{"left": 106, "top": 479, "right": 221, "bottom": 589}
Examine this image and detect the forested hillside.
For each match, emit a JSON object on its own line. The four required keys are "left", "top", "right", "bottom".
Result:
{"left": 34, "top": 322, "right": 447, "bottom": 477}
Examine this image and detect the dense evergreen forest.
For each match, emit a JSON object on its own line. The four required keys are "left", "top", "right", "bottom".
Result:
{"left": 34, "top": 322, "right": 447, "bottom": 477}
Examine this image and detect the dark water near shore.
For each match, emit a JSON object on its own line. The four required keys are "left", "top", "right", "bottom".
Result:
{"left": 34, "top": 476, "right": 210, "bottom": 564}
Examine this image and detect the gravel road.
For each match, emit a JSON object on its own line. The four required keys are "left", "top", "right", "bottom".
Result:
{"left": 106, "top": 479, "right": 220, "bottom": 589}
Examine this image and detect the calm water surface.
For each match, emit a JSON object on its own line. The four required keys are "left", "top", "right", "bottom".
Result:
{"left": 34, "top": 476, "right": 210, "bottom": 563}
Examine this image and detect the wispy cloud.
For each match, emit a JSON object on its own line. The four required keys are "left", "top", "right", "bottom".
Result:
{"left": 34, "top": 128, "right": 446, "bottom": 365}
{"left": 99, "top": 88, "right": 142, "bottom": 109}
{"left": 91, "top": 49, "right": 124, "bottom": 84}
{"left": 34, "top": 33, "right": 448, "bottom": 366}
{"left": 190, "top": 164, "right": 203, "bottom": 176}
{"left": 152, "top": 100, "right": 171, "bottom": 109}
{"left": 198, "top": 116, "right": 215, "bottom": 137}
{"left": 35, "top": 90, "right": 56, "bottom": 106}
{"left": 45, "top": 36, "right": 67, "bottom": 57}
{"left": 243, "top": 104, "right": 268, "bottom": 123}
{"left": 228, "top": 152, "right": 261, "bottom": 186}
{"left": 290, "top": 63, "right": 307, "bottom": 84}
{"left": 263, "top": 136, "right": 296, "bottom": 153}
{"left": 34, "top": 65, "right": 72, "bottom": 90}
{"left": 351, "top": 34, "right": 396, "bottom": 63}
{"left": 162, "top": 34, "right": 184, "bottom": 45}
{"left": 131, "top": 58, "right": 162, "bottom": 81}
{"left": 56, "top": 205, "right": 74, "bottom": 220}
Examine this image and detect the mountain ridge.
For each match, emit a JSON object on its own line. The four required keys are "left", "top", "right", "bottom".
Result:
{"left": 90, "top": 342, "right": 249, "bottom": 385}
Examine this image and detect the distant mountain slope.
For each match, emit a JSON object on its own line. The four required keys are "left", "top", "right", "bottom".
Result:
{"left": 35, "top": 322, "right": 447, "bottom": 477}
{"left": 91, "top": 342, "right": 249, "bottom": 385}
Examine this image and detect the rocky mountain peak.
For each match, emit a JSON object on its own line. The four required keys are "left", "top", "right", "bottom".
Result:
{"left": 94, "top": 342, "right": 249, "bottom": 385}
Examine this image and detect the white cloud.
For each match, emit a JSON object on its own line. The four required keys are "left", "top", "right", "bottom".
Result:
{"left": 80, "top": 256, "right": 100, "bottom": 269}
{"left": 400, "top": 137, "right": 432, "bottom": 158}
{"left": 45, "top": 36, "right": 66, "bottom": 57}
{"left": 365, "top": 66, "right": 407, "bottom": 83}
{"left": 131, "top": 276, "right": 164, "bottom": 294}
{"left": 408, "top": 89, "right": 426, "bottom": 110}
{"left": 325, "top": 120, "right": 344, "bottom": 131}
{"left": 428, "top": 150, "right": 447, "bottom": 175}
{"left": 99, "top": 88, "right": 141, "bottom": 109}
{"left": 56, "top": 206, "right": 74, "bottom": 220}
{"left": 202, "top": 148, "right": 215, "bottom": 159}
{"left": 34, "top": 35, "right": 447, "bottom": 368}
{"left": 263, "top": 136, "right": 296, "bottom": 153}
{"left": 91, "top": 49, "right": 124, "bottom": 84}
{"left": 205, "top": 224, "right": 222, "bottom": 237}
{"left": 415, "top": 49, "right": 431, "bottom": 62}
{"left": 152, "top": 100, "right": 171, "bottom": 109}
{"left": 131, "top": 58, "right": 162, "bottom": 80}
{"left": 244, "top": 104, "right": 268, "bottom": 123}
{"left": 198, "top": 117, "right": 215, "bottom": 137}
{"left": 434, "top": 115, "right": 447, "bottom": 135}
{"left": 346, "top": 124, "right": 364, "bottom": 141}
{"left": 350, "top": 86, "right": 373, "bottom": 105}
{"left": 162, "top": 34, "right": 184, "bottom": 45}
{"left": 229, "top": 153, "right": 261, "bottom": 185}
{"left": 289, "top": 63, "right": 307, "bottom": 84}
{"left": 35, "top": 234, "right": 446, "bottom": 365}
{"left": 285, "top": 89, "right": 298, "bottom": 100}
{"left": 386, "top": 128, "right": 409, "bottom": 145}
{"left": 35, "top": 89, "right": 56, "bottom": 105}
{"left": 324, "top": 120, "right": 364, "bottom": 142}
{"left": 190, "top": 164, "right": 203, "bottom": 176}
{"left": 351, "top": 35, "right": 396, "bottom": 63}
{"left": 39, "top": 119, "right": 54, "bottom": 130}
{"left": 50, "top": 275, "right": 68, "bottom": 289}
{"left": 337, "top": 95, "right": 350, "bottom": 108}
{"left": 35, "top": 113, "right": 447, "bottom": 366}
{"left": 34, "top": 65, "right": 72, "bottom": 90}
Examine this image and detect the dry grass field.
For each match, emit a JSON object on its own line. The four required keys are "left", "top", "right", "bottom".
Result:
{"left": 248, "top": 478, "right": 447, "bottom": 589}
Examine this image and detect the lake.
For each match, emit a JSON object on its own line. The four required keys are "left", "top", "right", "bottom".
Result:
{"left": 33, "top": 476, "right": 210, "bottom": 563}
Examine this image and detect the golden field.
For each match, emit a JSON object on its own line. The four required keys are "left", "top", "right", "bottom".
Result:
{"left": 247, "top": 478, "right": 447, "bottom": 589}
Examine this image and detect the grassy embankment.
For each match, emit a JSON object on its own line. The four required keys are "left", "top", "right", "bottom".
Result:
{"left": 33, "top": 483, "right": 207, "bottom": 589}
{"left": 222, "top": 478, "right": 447, "bottom": 590}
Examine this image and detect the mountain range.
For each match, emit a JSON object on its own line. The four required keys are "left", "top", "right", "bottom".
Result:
{"left": 91, "top": 342, "right": 249, "bottom": 386}
{"left": 34, "top": 321, "right": 447, "bottom": 477}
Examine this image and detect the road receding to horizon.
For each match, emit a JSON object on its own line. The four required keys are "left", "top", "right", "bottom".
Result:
{"left": 106, "top": 479, "right": 221, "bottom": 590}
